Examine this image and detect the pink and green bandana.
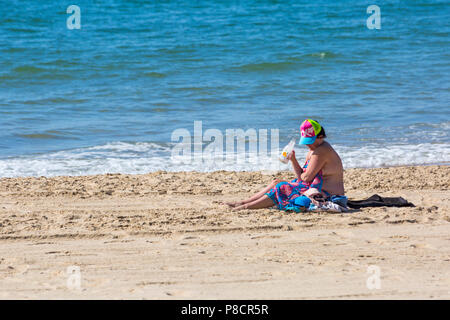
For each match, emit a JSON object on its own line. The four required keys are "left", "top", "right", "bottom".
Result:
{"left": 299, "top": 119, "right": 322, "bottom": 145}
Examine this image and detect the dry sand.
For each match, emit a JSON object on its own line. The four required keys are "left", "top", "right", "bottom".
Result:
{"left": 0, "top": 165, "right": 449, "bottom": 299}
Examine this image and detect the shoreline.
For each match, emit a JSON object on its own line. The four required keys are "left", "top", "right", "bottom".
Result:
{"left": 0, "top": 165, "right": 449, "bottom": 299}
{"left": 0, "top": 163, "right": 448, "bottom": 180}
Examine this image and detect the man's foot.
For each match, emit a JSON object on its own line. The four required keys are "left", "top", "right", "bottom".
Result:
{"left": 223, "top": 201, "right": 243, "bottom": 208}
{"left": 232, "top": 204, "right": 247, "bottom": 211}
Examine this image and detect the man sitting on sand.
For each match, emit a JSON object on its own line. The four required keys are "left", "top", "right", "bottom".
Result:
{"left": 225, "top": 119, "right": 345, "bottom": 211}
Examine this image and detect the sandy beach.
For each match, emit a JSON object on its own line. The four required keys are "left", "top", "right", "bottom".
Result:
{"left": 0, "top": 165, "right": 449, "bottom": 299}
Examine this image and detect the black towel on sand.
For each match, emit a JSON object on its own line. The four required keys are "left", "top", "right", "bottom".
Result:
{"left": 347, "top": 194, "right": 415, "bottom": 209}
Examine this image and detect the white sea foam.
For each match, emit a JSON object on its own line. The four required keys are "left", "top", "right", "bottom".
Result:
{"left": 335, "top": 144, "right": 450, "bottom": 168}
{"left": 0, "top": 141, "right": 448, "bottom": 177}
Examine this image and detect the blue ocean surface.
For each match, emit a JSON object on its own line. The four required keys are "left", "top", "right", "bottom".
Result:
{"left": 0, "top": 0, "right": 449, "bottom": 177}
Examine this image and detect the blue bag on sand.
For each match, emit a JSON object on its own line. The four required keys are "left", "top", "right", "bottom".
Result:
{"left": 284, "top": 195, "right": 312, "bottom": 213}
{"left": 293, "top": 195, "right": 311, "bottom": 208}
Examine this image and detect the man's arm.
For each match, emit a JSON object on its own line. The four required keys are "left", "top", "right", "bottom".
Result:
{"left": 300, "top": 149, "right": 326, "bottom": 182}
{"left": 288, "top": 150, "right": 303, "bottom": 180}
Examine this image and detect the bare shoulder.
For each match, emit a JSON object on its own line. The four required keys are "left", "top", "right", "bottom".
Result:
{"left": 312, "top": 142, "right": 333, "bottom": 155}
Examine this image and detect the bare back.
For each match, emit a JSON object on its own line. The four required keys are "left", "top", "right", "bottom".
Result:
{"left": 306, "top": 141, "right": 345, "bottom": 195}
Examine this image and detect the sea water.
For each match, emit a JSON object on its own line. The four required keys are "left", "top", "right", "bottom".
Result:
{"left": 0, "top": 0, "right": 449, "bottom": 177}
